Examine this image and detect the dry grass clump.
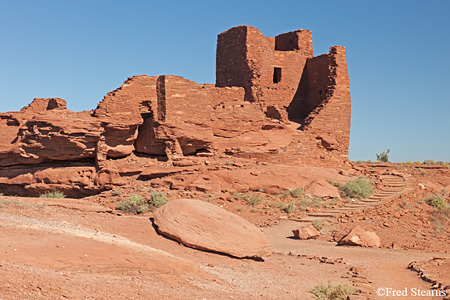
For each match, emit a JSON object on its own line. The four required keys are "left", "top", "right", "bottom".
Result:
{"left": 422, "top": 194, "right": 447, "bottom": 208}
{"left": 333, "top": 176, "right": 372, "bottom": 199}
{"left": 310, "top": 281, "right": 356, "bottom": 300}
{"left": 39, "top": 191, "right": 66, "bottom": 198}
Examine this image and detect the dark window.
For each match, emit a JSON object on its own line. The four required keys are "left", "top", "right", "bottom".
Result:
{"left": 273, "top": 67, "right": 282, "bottom": 84}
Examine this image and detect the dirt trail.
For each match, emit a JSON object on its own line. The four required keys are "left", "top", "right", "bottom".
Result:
{"left": 0, "top": 198, "right": 356, "bottom": 300}
{"left": 263, "top": 220, "right": 449, "bottom": 300}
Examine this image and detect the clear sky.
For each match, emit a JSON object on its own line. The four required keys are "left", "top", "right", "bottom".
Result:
{"left": 0, "top": 0, "right": 449, "bottom": 162}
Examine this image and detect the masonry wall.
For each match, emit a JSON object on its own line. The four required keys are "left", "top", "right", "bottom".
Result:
{"left": 162, "top": 76, "right": 212, "bottom": 123}
{"left": 216, "top": 26, "right": 313, "bottom": 109}
{"left": 302, "top": 46, "right": 351, "bottom": 153}
{"left": 216, "top": 26, "right": 251, "bottom": 90}
{"left": 94, "top": 75, "right": 158, "bottom": 119}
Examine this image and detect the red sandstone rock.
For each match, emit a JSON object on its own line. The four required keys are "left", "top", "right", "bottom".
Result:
{"left": 306, "top": 179, "right": 340, "bottom": 198}
{"left": 153, "top": 199, "right": 272, "bottom": 258}
{"left": 336, "top": 226, "right": 381, "bottom": 248}
{"left": 292, "top": 225, "right": 320, "bottom": 240}
{"left": 0, "top": 26, "right": 352, "bottom": 197}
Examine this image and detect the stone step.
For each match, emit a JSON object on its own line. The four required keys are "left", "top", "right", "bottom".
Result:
{"left": 373, "top": 192, "right": 397, "bottom": 196}
{"left": 333, "top": 207, "right": 368, "bottom": 211}
{"left": 307, "top": 212, "right": 340, "bottom": 217}
{"left": 342, "top": 204, "right": 374, "bottom": 208}
{"left": 360, "top": 199, "right": 381, "bottom": 203}
{"left": 289, "top": 217, "right": 327, "bottom": 223}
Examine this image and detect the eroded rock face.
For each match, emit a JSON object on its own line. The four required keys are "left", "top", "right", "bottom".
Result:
{"left": 153, "top": 199, "right": 272, "bottom": 258}
{"left": 0, "top": 26, "right": 351, "bottom": 197}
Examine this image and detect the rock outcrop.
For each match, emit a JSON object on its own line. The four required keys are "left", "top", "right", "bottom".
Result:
{"left": 153, "top": 199, "right": 272, "bottom": 258}
{"left": 0, "top": 26, "right": 351, "bottom": 197}
{"left": 335, "top": 225, "right": 381, "bottom": 248}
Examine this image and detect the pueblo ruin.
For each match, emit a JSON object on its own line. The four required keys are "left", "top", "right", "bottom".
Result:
{"left": 0, "top": 25, "right": 351, "bottom": 197}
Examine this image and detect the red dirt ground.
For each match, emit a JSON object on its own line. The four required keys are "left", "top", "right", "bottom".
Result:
{"left": 1, "top": 163, "right": 449, "bottom": 299}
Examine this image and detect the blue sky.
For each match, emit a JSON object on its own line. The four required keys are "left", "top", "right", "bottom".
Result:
{"left": 0, "top": 0, "right": 449, "bottom": 162}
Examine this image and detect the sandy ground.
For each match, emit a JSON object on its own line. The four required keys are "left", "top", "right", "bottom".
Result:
{"left": 0, "top": 195, "right": 448, "bottom": 300}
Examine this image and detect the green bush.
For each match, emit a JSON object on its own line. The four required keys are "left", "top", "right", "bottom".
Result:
{"left": 117, "top": 194, "right": 148, "bottom": 214}
{"left": 376, "top": 149, "right": 390, "bottom": 162}
{"left": 39, "top": 191, "right": 66, "bottom": 198}
{"left": 112, "top": 189, "right": 122, "bottom": 196}
{"left": 423, "top": 160, "right": 435, "bottom": 165}
{"left": 334, "top": 176, "right": 372, "bottom": 199}
{"left": 422, "top": 194, "right": 447, "bottom": 208}
{"left": 148, "top": 192, "right": 168, "bottom": 208}
{"left": 310, "top": 281, "right": 357, "bottom": 300}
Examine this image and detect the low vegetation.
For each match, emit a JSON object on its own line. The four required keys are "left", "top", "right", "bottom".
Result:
{"left": 233, "top": 192, "right": 265, "bottom": 206}
{"left": 311, "top": 220, "right": 324, "bottom": 231}
{"left": 283, "top": 187, "right": 305, "bottom": 198}
{"left": 116, "top": 191, "right": 169, "bottom": 214}
{"left": 39, "top": 191, "right": 66, "bottom": 198}
{"left": 376, "top": 149, "right": 390, "bottom": 163}
{"left": 117, "top": 194, "right": 149, "bottom": 214}
{"left": 422, "top": 194, "right": 447, "bottom": 208}
{"left": 333, "top": 176, "right": 372, "bottom": 199}
{"left": 310, "top": 281, "right": 356, "bottom": 300}
{"left": 282, "top": 201, "right": 297, "bottom": 213}
{"left": 430, "top": 206, "right": 450, "bottom": 234}
{"left": 246, "top": 194, "right": 264, "bottom": 206}
{"left": 148, "top": 192, "right": 168, "bottom": 208}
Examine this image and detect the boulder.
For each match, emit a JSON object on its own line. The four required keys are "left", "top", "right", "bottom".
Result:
{"left": 292, "top": 225, "right": 320, "bottom": 240}
{"left": 336, "top": 225, "right": 381, "bottom": 248}
{"left": 306, "top": 179, "right": 340, "bottom": 198}
{"left": 153, "top": 199, "right": 272, "bottom": 258}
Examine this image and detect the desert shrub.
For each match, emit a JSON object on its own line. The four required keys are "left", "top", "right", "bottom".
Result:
{"left": 423, "top": 160, "right": 435, "bottom": 165}
{"left": 310, "top": 281, "right": 356, "bottom": 300}
{"left": 283, "top": 201, "right": 297, "bottom": 213}
{"left": 39, "top": 191, "right": 66, "bottom": 198}
{"left": 311, "top": 196, "right": 325, "bottom": 208}
{"left": 418, "top": 168, "right": 427, "bottom": 176}
{"left": 334, "top": 176, "right": 372, "bottom": 199}
{"left": 148, "top": 192, "right": 168, "bottom": 208}
{"left": 422, "top": 194, "right": 447, "bottom": 208}
{"left": 376, "top": 149, "right": 390, "bottom": 163}
{"left": 117, "top": 194, "right": 148, "bottom": 214}
{"left": 399, "top": 200, "right": 411, "bottom": 209}
{"left": 312, "top": 220, "right": 323, "bottom": 231}
{"left": 246, "top": 194, "right": 263, "bottom": 206}
{"left": 430, "top": 206, "right": 450, "bottom": 234}
{"left": 233, "top": 192, "right": 245, "bottom": 200}
{"left": 283, "top": 187, "right": 305, "bottom": 198}
{"left": 112, "top": 189, "right": 122, "bottom": 196}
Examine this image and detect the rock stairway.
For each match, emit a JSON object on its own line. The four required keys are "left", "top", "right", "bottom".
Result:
{"left": 290, "top": 173, "right": 415, "bottom": 224}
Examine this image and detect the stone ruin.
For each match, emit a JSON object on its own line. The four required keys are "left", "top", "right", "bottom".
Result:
{"left": 0, "top": 26, "right": 351, "bottom": 197}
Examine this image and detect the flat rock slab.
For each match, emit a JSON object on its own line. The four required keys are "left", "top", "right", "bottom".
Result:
{"left": 153, "top": 199, "right": 272, "bottom": 258}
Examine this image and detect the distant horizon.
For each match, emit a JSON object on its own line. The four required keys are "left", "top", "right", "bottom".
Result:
{"left": 1, "top": 0, "right": 449, "bottom": 163}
